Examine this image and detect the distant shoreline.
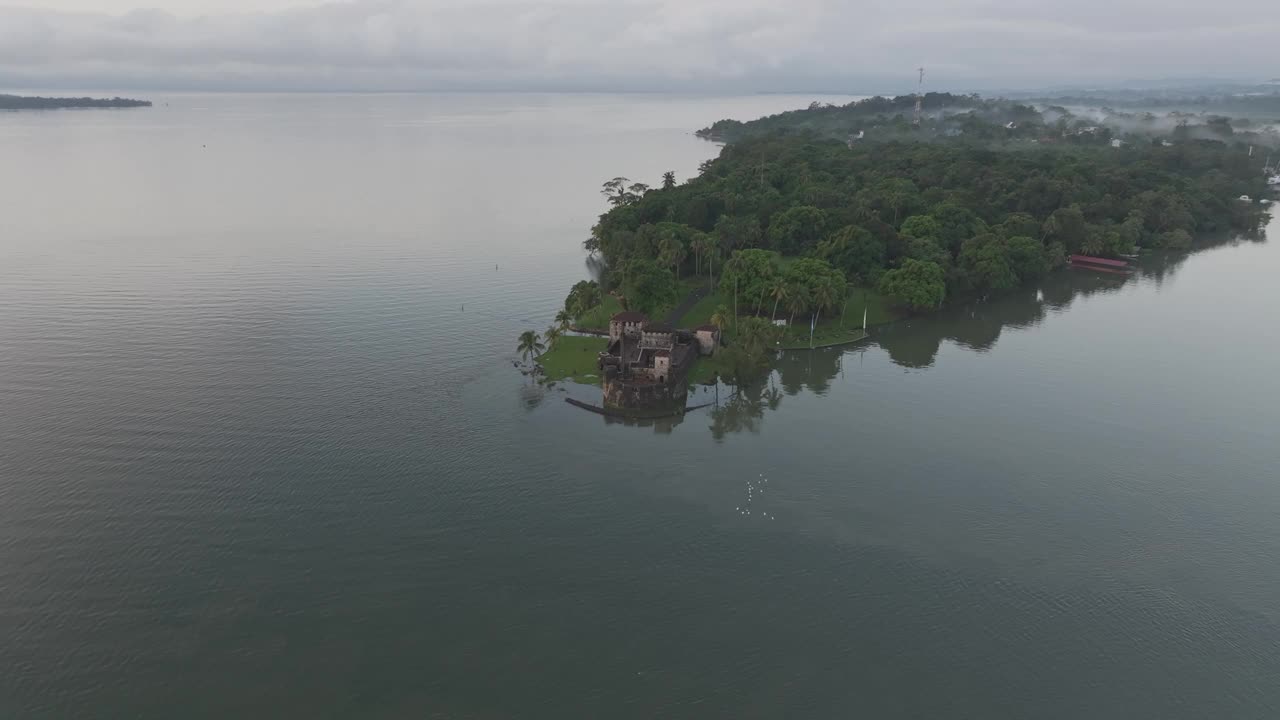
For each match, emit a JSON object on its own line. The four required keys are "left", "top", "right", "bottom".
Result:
{"left": 0, "top": 94, "right": 151, "bottom": 110}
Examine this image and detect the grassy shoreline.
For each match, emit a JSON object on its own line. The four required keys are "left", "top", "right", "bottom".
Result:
{"left": 535, "top": 336, "right": 607, "bottom": 384}
{"left": 549, "top": 280, "right": 893, "bottom": 387}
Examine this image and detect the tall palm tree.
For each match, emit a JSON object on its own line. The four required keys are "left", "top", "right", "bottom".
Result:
{"left": 811, "top": 279, "right": 840, "bottom": 343}
{"left": 710, "top": 304, "right": 730, "bottom": 332}
{"left": 757, "top": 275, "right": 773, "bottom": 315}
{"left": 723, "top": 253, "right": 745, "bottom": 326}
{"left": 690, "top": 235, "right": 712, "bottom": 280}
{"left": 658, "top": 235, "right": 686, "bottom": 281}
{"left": 554, "top": 310, "right": 573, "bottom": 332}
{"left": 544, "top": 326, "right": 562, "bottom": 350}
{"left": 769, "top": 278, "right": 789, "bottom": 322}
{"left": 1041, "top": 212, "right": 1061, "bottom": 243}
{"left": 517, "top": 330, "right": 545, "bottom": 365}
{"left": 786, "top": 286, "right": 810, "bottom": 329}
{"left": 661, "top": 171, "right": 676, "bottom": 190}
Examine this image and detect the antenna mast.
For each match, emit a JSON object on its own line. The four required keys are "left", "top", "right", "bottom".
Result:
{"left": 914, "top": 67, "right": 925, "bottom": 126}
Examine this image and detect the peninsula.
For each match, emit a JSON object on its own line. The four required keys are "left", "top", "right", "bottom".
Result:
{"left": 0, "top": 94, "right": 152, "bottom": 110}
{"left": 525, "top": 91, "right": 1276, "bottom": 408}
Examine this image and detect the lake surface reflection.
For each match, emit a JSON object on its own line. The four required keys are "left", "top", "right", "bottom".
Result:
{"left": 2, "top": 93, "right": 1278, "bottom": 719}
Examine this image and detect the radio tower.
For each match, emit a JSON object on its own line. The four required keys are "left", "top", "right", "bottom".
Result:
{"left": 913, "top": 67, "right": 925, "bottom": 126}
{"left": 916, "top": 65, "right": 926, "bottom": 124}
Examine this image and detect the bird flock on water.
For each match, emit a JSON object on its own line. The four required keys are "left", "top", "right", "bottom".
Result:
{"left": 736, "top": 473, "right": 773, "bottom": 519}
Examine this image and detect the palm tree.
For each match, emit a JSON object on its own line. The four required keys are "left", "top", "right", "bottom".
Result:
{"left": 661, "top": 171, "right": 676, "bottom": 190}
{"left": 554, "top": 310, "right": 573, "bottom": 332}
{"left": 717, "top": 189, "right": 741, "bottom": 215}
{"left": 786, "top": 286, "right": 810, "bottom": 329}
{"left": 710, "top": 304, "right": 730, "bottom": 332}
{"left": 723, "top": 253, "right": 745, "bottom": 326}
{"left": 517, "top": 330, "right": 545, "bottom": 365}
{"left": 690, "top": 235, "right": 711, "bottom": 280}
{"left": 813, "top": 278, "right": 841, "bottom": 319}
{"left": 810, "top": 279, "right": 841, "bottom": 344}
{"left": 757, "top": 276, "right": 773, "bottom": 315}
{"left": 769, "top": 278, "right": 789, "bottom": 322}
{"left": 1041, "top": 212, "right": 1061, "bottom": 243}
{"left": 658, "top": 235, "right": 686, "bottom": 281}
{"left": 852, "top": 202, "right": 879, "bottom": 224}
{"left": 544, "top": 326, "right": 562, "bottom": 350}
{"left": 672, "top": 239, "right": 687, "bottom": 281}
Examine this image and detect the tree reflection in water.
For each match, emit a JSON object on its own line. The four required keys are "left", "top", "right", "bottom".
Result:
{"left": 870, "top": 239, "right": 1255, "bottom": 370}
{"left": 518, "top": 381, "right": 547, "bottom": 411}
{"left": 701, "top": 232, "right": 1267, "bottom": 437}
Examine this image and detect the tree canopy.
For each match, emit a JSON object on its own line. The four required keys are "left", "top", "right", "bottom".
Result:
{"left": 579, "top": 94, "right": 1269, "bottom": 317}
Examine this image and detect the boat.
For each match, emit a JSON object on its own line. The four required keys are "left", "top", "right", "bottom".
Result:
{"left": 1069, "top": 254, "right": 1135, "bottom": 274}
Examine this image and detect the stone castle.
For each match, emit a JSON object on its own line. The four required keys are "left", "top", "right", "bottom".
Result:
{"left": 598, "top": 311, "right": 719, "bottom": 412}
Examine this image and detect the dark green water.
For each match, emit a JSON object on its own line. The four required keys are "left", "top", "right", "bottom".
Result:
{"left": 2, "top": 93, "right": 1279, "bottom": 719}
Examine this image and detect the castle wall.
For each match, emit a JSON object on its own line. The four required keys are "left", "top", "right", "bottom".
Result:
{"left": 694, "top": 329, "right": 718, "bottom": 356}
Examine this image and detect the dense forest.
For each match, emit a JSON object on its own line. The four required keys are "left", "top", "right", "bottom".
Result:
{"left": 0, "top": 94, "right": 151, "bottom": 110}
{"left": 581, "top": 95, "right": 1271, "bottom": 323}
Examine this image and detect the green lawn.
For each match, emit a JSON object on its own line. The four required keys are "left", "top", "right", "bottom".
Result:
{"left": 842, "top": 286, "right": 900, "bottom": 326}
{"left": 551, "top": 280, "right": 898, "bottom": 383}
{"left": 574, "top": 295, "right": 622, "bottom": 330}
{"left": 536, "top": 336, "right": 607, "bottom": 384}
{"left": 677, "top": 282, "right": 897, "bottom": 332}
{"left": 577, "top": 279, "right": 707, "bottom": 330}
{"left": 777, "top": 320, "right": 869, "bottom": 350}
{"left": 677, "top": 289, "right": 728, "bottom": 328}
{"left": 772, "top": 288, "right": 896, "bottom": 349}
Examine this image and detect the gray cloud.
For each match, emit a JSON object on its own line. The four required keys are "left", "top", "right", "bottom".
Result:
{"left": 2, "top": 0, "right": 1277, "bottom": 92}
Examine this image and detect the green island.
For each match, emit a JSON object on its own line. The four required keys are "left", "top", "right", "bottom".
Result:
{"left": 0, "top": 94, "right": 152, "bottom": 110}
{"left": 524, "top": 91, "right": 1276, "bottom": 406}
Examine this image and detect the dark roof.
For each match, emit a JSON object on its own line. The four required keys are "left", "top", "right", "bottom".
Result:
{"left": 654, "top": 349, "right": 671, "bottom": 357}
{"left": 611, "top": 311, "right": 648, "bottom": 323}
{"left": 694, "top": 324, "right": 719, "bottom": 332}
{"left": 643, "top": 323, "right": 674, "bottom": 333}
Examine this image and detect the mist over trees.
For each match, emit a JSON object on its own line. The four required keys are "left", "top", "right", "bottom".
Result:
{"left": 697, "top": 91, "right": 1280, "bottom": 149}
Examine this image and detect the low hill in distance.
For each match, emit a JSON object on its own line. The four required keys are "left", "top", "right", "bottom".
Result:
{"left": 697, "top": 91, "right": 1280, "bottom": 146}
{"left": 0, "top": 94, "right": 151, "bottom": 110}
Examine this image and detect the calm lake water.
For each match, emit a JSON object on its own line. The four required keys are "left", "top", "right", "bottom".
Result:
{"left": 2, "top": 93, "right": 1279, "bottom": 719}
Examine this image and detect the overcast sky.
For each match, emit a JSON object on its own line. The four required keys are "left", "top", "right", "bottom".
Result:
{"left": 3, "top": 0, "right": 1277, "bottom": 93}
